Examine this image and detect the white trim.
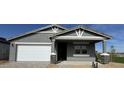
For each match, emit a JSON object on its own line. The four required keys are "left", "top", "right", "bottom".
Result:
{"left": 56, "top": 36, "right": 105, "bottom": 40}
{"left": 37, "top": 31, "right": 56, "bottom": 34}
{"left": 52, "top": 27, "right": 58, "bottom": 33}
{"left": 14, "top": 42, "right": 52, "bottom": 45}
{"left": 75, "top": 30, "right": 84, "bottom": 37}
{"left": 37, "top": 30, "right": 60, "bottom": 34}
{"left": 73, "top": 54, "right": 90, "bottom": 57}
{"left": 51, "top": 52, "right": 56, "bottom": 55}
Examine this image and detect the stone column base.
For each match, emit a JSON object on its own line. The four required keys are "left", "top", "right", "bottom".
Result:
{"left": 50, "top": 54, "right": 57, "bottom": 64}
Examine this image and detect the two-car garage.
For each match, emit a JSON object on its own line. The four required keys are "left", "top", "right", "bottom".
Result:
{"left": 16, "top": 44, "right": 51, "bottom": 62}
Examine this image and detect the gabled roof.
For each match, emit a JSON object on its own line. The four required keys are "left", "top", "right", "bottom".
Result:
{"left": 0, "top": 37, "right": 9, "bottom": 44}
{"left": 8, "top": 24, "right": 112, "bottom": 41}
{"left": 8, "top": 24, "right": 68, "bottom": 41}
{"left": 52, "top": 25, "right": 112, "bottom": 39}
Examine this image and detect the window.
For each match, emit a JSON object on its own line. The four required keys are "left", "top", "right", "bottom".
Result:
{"left": 74, "top": 45, "right": 81, "bottom": 54}
{"left": 74, "top": 45, "right": 88, "bottom": 54}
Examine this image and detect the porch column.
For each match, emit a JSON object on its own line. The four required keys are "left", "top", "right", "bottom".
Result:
{"left": 102, "top": 40, "right": 106, "bottom": 53}
{"left": 51, "top": 39, "right": 57, "bottom": 64}
{"left": 51, "top": 39, "right": 55, "bottom": 53}
{"left": 100, "top": 40, "right": 110, "bottom": 64}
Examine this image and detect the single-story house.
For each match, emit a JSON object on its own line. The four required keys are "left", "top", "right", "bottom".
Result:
{"left": 116, "top": 53, "right": 124, "bottom": 57}
{"left": 8, "top": 24, "right": 111, "bottom": 63}
{"left": 0, "top": 37, "right": 10, "bottom": 60}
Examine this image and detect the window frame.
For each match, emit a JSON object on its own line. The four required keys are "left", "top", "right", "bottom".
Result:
{"left": 73, "top": 44, "right": 89, "bottom": 56}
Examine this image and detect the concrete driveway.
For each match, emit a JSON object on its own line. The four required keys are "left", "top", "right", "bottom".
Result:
{"left": 54, "top": 61, "right": 93, "bottom": 68}
{"left": 0, "top": 61, "right": 93, "bottom": 68}
{"left": 1, "top": 61, "right": 123, "bottom": 68}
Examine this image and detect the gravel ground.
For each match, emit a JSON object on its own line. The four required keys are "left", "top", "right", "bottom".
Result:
{"left": 0, "top": 61, "right": 50, "bottom": 68}
{"left": 0, "top": 61, "right": 124, "bottom": 68}
{"left": 99, "top": 62, "right": 124, "bottom": 68}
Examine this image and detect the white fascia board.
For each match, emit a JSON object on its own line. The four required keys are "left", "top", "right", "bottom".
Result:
{"left": 14, "top": 42, "right": 52, "bottom": 45}
{"left": 56, "top": 36, "right": 105, "bottom": 40}
{"left": 37, "top": 31, "right": 58, "bottom": 34}
{"left": 73, "top": 54, "right": 90, "bottom": 57}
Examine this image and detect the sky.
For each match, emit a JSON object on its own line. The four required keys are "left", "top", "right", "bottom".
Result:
{"left": 0, "top": 24, "right": 123, "bottom": 53}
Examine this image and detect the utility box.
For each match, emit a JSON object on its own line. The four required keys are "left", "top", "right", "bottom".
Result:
{"left": 50, "top": 53, "right": 57, "bottom": 64}
{"left": 100, "top": 53, "right": 110, "bottom": 64}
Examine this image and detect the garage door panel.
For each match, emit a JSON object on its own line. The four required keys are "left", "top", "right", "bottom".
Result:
{"left": 17, "top": 45, "right": 51, "bottom": 61}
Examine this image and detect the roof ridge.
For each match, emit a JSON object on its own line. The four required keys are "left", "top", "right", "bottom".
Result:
{"left": 8, "top": 24, "right": 69, "bottom": 41}
{"left": 52, "top": 25, "right": 112, "bottom": 39}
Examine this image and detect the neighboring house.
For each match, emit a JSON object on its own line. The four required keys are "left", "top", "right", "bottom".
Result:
{"left": 116, "top": 53, "right": 124, "bottom": 57}
{"left": 0, "top": 37, "right": 10, "bottom": 60}
{"left": 8, "top": 24, "right": 111, "bottom": 63}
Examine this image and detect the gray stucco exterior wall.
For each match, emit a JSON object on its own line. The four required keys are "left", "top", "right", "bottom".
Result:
{"left": 9, "top": 33, "right": 53, "bottom": 61}
{"left": 9, "top": 44, "right": 16, "bottom": 61}
{"left": 66, "top": 42, "right": 95, "bottom": 61}
{"left": 11, "top": 33, "right": 53, "bottom": 42}
{"left": 88, "top": 43, "right": 95, "bottom": 57}
{"left": 8, "top": 25, "right": 111, "bottom": 62}
{"left": 66, "top": 42, "right": 95, "bottom": 57}
{"left": 9, "top": 32, "right": 96, "bottom": 62}
{"left": 0, "top": 42, "right": 9, "bottom": 60}
{"left": 67, "top": 42, "right": 73, "bottom": 57}
{"left": 8, "top": 27, "right": 101, "bottom": 62}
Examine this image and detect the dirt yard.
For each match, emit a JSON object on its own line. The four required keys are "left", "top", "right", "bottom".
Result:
{"left": 99, "top": 62, "right": 124, "bottom": 68}
{"left": 0, "top": 61, "right": 124, "bottom": 68}
{"left": 0, "top": 60, "right": 8, "bottom": 64}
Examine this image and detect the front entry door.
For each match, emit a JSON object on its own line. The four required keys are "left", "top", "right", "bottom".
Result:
{"left": 57, "top": 42, "right": 67, "bottom": 61}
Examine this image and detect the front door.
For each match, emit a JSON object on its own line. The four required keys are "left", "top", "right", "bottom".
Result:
{"left": 57, "top": 42, "right": 67, "bottom": 61}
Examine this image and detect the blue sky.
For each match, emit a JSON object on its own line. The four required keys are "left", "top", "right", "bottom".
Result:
{"left": 0, "top": 24, "right": 123, "bottom": 53}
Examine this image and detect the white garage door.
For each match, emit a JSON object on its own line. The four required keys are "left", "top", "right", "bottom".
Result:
{"left": 17, "top": 45, "right": 51, "bottom": 61}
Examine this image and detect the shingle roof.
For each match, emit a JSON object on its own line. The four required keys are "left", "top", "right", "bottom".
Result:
{"left": 51, "top": 25, "right": 112, "bottom": 39}
{"left": 8, "top": 24, "right": 112, "bottom": 41}
{"left": 8, "top": 24, "right": 68, "bottom": 41}
{"left": 0, "top": 37, "right": 9, "bottom": 44}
